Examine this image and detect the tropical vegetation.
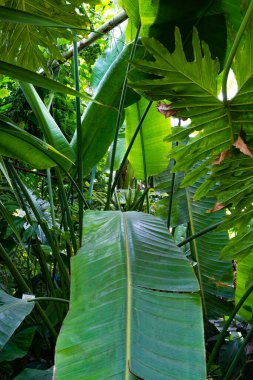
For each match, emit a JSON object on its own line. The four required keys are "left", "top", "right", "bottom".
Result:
{"left": 0, "top": 1, "right": 253, "bottom": 379}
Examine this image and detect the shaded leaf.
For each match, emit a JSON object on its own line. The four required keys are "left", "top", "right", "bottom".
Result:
{"left": 0, "top": 290, "right": 34, "bottom": 349}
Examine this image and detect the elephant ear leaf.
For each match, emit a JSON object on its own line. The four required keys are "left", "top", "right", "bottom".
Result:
{"left": 55, "top": 210, "right": 206, "bottom": 379}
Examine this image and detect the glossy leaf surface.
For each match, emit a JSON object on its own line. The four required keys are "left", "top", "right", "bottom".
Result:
{"left": 125, "top": 97, "right": 171, "bottom": 179}
{"left": 55, "top": 211, "right": 206, "bottom": 380}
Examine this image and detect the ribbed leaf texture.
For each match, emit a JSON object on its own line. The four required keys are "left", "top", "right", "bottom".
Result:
{"left": 0, "top": 290, "right": 34, "bottom": 350}
{"left": 129, "top": 21, "right": 253, "bottom": 263}
{"left": 0, "top": 1, "right": 89, "bottom": 71}
{"left": 55, "top": 211, "right": 206, "bottom": 380}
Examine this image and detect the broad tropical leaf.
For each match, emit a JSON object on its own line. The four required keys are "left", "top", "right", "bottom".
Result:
{"left": 0, "top": 115, "right": 72, "bottom": 169}
{"left": 20, "top": 82, "right": 75, "bottom": 166}
{"left": 55, "top": 211, "right": 206, "bottom": 380}
{"left": 71, "top": 43, "right": 141, "bottom": 176}
{"left": 0, "top": 326, "right": 36, "bottom": 362}
{"left": 0, "top": 1, "right": 89, "bottom": 71}
{"left": 125, "top": 97, "right": 171, "bottom": 179}
{"left": 0, "top": 290, "right": 34, "bottom": 349}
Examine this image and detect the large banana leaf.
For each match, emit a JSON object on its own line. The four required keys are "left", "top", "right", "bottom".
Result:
{"left": 0, "top": 115, "right": 72, "bottom": 169}
{"left": 125, "top": 97, "right": 171, "bottom": 179}
{"left": 55, "top": 211, "right": 206, "bottom": 380}
{"left": 0, "top": 290, "right": 34, "bottom": 349}
{"left": 235, "top": 252, "right": 253, "bottom": 322}
{"left": 20, "top": 82, "right": 75, "bottom": 166}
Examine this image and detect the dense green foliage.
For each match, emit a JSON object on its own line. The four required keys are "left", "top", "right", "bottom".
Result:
{"left": 0, "top": 1, "right": 253, "bottom": 379}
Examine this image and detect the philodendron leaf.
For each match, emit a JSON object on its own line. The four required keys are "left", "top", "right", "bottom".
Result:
{"left": 0, "top": 1, "right": 89, "bottom": 72}
{"left": 0, "top": 290, "right": 34, "bottom": 349}
{"left": 55, "top": 211, "right": 206, "bottom": 380}
{"left": 0, "top": 115, "right": 72, "bottom": 169}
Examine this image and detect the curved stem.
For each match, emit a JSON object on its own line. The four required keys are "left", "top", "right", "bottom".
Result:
{"left": 28, "top": 297, "right": 69, "bottom": 304}
{"left": 222, "top": 0, "right": 253, "bottom": 103}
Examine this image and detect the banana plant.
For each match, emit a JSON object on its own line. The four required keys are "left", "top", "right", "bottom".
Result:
{"left": 55, "top": 211, "right": 206, "bottom": 380}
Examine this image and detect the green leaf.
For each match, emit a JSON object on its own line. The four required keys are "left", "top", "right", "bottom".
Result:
{"left": 0, "top": 326, "right": 36, "bottom": 362}
{"left": 0, "top": 115, "right": 72, "bottom": 169}
{"left": 0, "top": 290, "right": 34, "bottom": 350}
{"left": 71, "top": 43, "right": 141, "bottom": 176}
{"left": 13, "top": 368, "right": 53, "bottom": 380}
{"left": 125, "top": 97, "right": 171, "bottom": 179}
{"left": 186, "top": 183, "right": 234, "bottom": 319}
{"left": 235, "top": 251, "right": 253, "bottom": 321}
{"left": 55, "top": 211, "right": 206, "bottom": 380}
{"left": 0, "top": 61, "right": 93, "bottom": 102}
{"left": 0, "top": 6, "right": 82, "bottom": 28}
{"left": 20, "top": 82, "right": 75, "bottom": 166}
{"left": 0, "top": 1, "right": 89, "bottom": 71}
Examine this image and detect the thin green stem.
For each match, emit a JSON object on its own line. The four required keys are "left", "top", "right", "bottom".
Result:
{"left": 46, "top": 168, "right": 56, "bottom": 225}
{"left": 186, "top": 187, "right": 207, "bottom": 316}
{"left": 178, "top": 221, "right": 222, "bottom": 247}
{"left": 167, "top": 140, "right": 179, "bottom": 230}
{"left": 73, "top": 34, "right": 83, "bottom": 246}
{"left": 56, "top": 168, "right": 77, "bottom": 253}
{"left": 28, "top": 297, "right": 69, "bottom": 304}
{"left": 88, "top": 165, "right": 97, "bottom": 204}
{"left": 138, "top": 102, "right": 149, "bottom": 213}
{"left": 105, "top": 24, "right": 141, "bottom": 210}
{"left": 110, "top": 101, "right": 153, "bottom": 197}
{"left": 207, "top": 284, "right": 253, "bottom": 373}
{"left": 222, "top": 0, "right": 253, "bottom": 103}
{"left": 8, "top": 163, "right": 70, "bottom": 289}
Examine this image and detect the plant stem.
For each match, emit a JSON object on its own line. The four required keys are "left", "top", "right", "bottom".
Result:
{"left": 8, "top": 163, "right": 70, "bottom": 290}
{"left": 178, "top": 221, "right": 222, "bottom": 247}
{"left": 73, "top": 34, "right": 83, "bottom": 247}
{"left": 110, "top": 101, "right": 153, "bottom": 197}
{"left": 28, "top": 297, "right": 69, "bottom": 304}
{"left": 186, "top": 187, "right": 207, "bottom": 316}
{"left": 105, "top": 24, "right": 141, "bottom": 210}
{"left": 56, "top": 11, "right": 128, "bottom": 64}
{"left": 222, "top": 0, "right": 253, "bottom": 103}
{"left": 207, "top": 283, "right": 253, "bottom": 373}
{"left": 138, "top": 102, "right": 149, "bottom": 213}
{"left": 167, "top": 139, "right": 179, "bottom": 230}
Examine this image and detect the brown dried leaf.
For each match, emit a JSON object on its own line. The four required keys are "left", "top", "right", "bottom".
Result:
{"left": 212, "top": 149, "right": 231, "bottom": 165}
{"left": 209, "top": 201, "right": 225, "bottom": 213}
{"left": 233, "top": 135, "right": 253, "bottom": 158}
{"left": 156, "top": 102, "right": 177, "bottom": 118}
